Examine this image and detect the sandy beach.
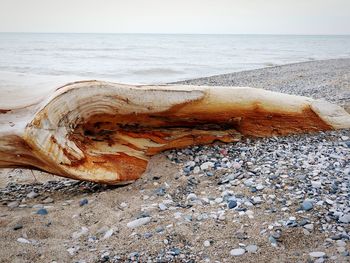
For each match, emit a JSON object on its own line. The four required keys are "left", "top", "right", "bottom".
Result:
{"left": 0, "top": 59, "right": 349, "bottom": 262}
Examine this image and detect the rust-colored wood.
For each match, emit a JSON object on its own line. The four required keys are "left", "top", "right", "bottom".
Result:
{"left": 0, "top": 81, "right": 349, "bottom": 184}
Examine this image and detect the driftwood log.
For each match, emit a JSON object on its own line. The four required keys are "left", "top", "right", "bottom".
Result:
{"left": 0, "top": 81, "right": 349, "bottom": 184}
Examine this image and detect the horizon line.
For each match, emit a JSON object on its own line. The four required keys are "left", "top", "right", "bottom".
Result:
{"left": 1, "top": 32, "right": 350, "bottom": 36}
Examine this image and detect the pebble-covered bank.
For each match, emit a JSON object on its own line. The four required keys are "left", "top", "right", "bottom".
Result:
{"left": 0, "top": 59, "right": 349, "bottom": 262}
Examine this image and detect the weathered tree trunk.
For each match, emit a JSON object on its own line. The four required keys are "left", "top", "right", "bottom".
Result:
{"left": 0, "top": 81, "right": 349, "bottom": 184}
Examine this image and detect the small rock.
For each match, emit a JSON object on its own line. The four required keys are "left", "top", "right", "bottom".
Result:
{"left": 127, "top": 217, "right": 151, "bottom": 228}
{"left": 67, "top": 247, "right": 80, "bottom": 256}
{"left": 304, "top": 224, "right": 314, "bottom": 231}
{"left": 309, "top": 252, "right": 326, "bottom": 258}
{"left": 311, "top": 181, "right": 322, "bottom": 188}
{"left": 186, "top": 193, "right": 197, "bottom": 201}
{"left": 230, "top": 248, "right": 245, "bottom": 256}
{"left": 159, "top": 203, "right": 167, "bottom": 211}
{"left": 17, "top": 238, "right": 30, "bottom": 244}
{"left": 339, "top": 214, "right": 350, "bottom": 224}
{"left": 193, "top": 166, "right": 200, "bottom": 174}
{"left": 103, "top": 229, "right": 114, "bottom": 239}
{"left": 27, "top": 191, "right": 39, "bottom": 198}
{"left": 13, "top": 224, "right": 23, "bottom": 230}
{"left": 7, "top": 201, "right": 19, "bottom": 209}
{"left": 43, "top": 197, "right": 54, "bottom": 204}
{"left": 155, "top": 187, "right": 166, "bottom": 196}
{"left": 155, "top": 226, "right": 164, "bottom": 233}
{"left": 325, "top": 199, "right": 334, "bottom": 205}
{"left": 79, "top": 198, "right": 88, "bottom": 206}
{"left": 269, "top": 236, "right": 278, "bottom": 246}
{"left": 120, "top": 202, "right": 128, "bottom": 208}
{"left": 203, "top": 240, "right": 211, "bottom": 247}
{"left": 228, "top": 200, "right": 237, "bottom": 209}
{"left": 215, "top": 197, "right": 223, "bottom": 203}
{"left": 200, "top": 162, "right": 214, "bottom": 170}
{"left": 144, "top": 232, "right": 153, "bottom": 239}
{"left": 246, "top": 244, "right": 258, "bottom": 253}
{"left": 256, "top": 184, "right": 265, "bottom": 191}
{"left": 336, "top": 240, "right": 346, "bottom": 247}
{"left": 36, "top": 208, "right": 48, "bottom": 215}
{"left": 301, "top": 200, "right": 313, "bottom": 211}
{"left": 72, "top": 227, "right": 89, "bottom": 239}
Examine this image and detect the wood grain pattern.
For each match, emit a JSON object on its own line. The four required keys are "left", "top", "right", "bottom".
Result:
{"left": 0, "top": 81, "right": 349, "bottom": 184}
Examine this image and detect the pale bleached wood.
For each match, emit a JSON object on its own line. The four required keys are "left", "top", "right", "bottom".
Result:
{"left": 0, "top": 81, "right": 349, "bottom": 184}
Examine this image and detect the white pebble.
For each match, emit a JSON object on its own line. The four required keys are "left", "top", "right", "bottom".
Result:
{"left": 309, "top": 251, "right": 326, "bottom": 258}
{"left": 17, "top": 238, "right": 31, "bottom": 244}
{"left": 126, "top": 217, "right": 151, "bottom": 228}
{"left": 230, "top": 248, "right": 245, "bottom": 256}
{"left": 203, "top": 240, "right": 211, "bottom": 247}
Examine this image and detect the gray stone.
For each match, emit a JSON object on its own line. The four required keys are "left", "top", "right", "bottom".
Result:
{"left": 339, "top": 214, "right": 350, "bottom": 224}
{"left": 200, "top": 162, "right": 214, "bottom": 170}
{"left": 79, "top": 198, "right": 88, "bottom": 206}
{"left": 102, "top": 229, "right": 114, "bottom": 239}
{"left": 228, "top": 200, "right": 237, "bottom": 209}
{"left": 43, "top": 197, "right": 54, "bottom": 204}
{"left": 203, "top": 240, "right": 211, "bottom": 247}
{"left": 27, "top": 191, "right": 39, "bottom": 198}
{"left": 159, "top": 203, "right": 167, "bottom": 211}
{"left": 309, "top": 251, "right": 326, "bottom": 258}
{"left": 36, "top": 208, "right": 48, "bottom": 215}
{"left": 127, "top": 217, "right": 151, "bottom": 228}
{"left": 230, "top": 248, "right": 245, "bottom": 256}
{"left": 301, "top": 200, "right": 313, "bottom": 211}
{"left": 246, "top": 244, "right": 258, "bottom": 253}
{"left": 7, "top": 201, "right": 19, "bottom": 209}
{"left": 186, "top": 193, "right": 197, "bottom": 201}
{"left": 304, "top": 224, "right": 314, "bottom": 231}
{"left": 311, "top": 181, "right": 322, "bottom": 188}
{"left": 17, "top": 238, "right": 30, "bottom": 244}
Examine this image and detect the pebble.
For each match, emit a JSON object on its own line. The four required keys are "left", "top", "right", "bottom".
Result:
{"left": 228, "top": 200, "right": 237, "bottom": 209}
{"left": 304, "top": 224, "right": 314, "bottom": 231}
{"left": 27, "top": 191, "right": 39, "bottom": 198}
{"left": 43, "top": 197, "right": 54, "bottom": 204}
{"left": 256, "top": 184, "right": 265, "bottom": 190}
{"left": 7, "top": 201, "right": 19, "bottom": 209}
{"left": 36, "top": 208, "right": 48, "bottom": 215}
{"left": 13, "top": 224, "right": 23, "bottom": 230}
{"left": 186, "top": 193, "right": 197, "bottom": 201}
{"left": 203, "top": 240, "right": 211, "bottom": 247}
{"left": 311, "top": 181, "right": 322, "bottom": 188}
{"left": 309, "top": 252, "right": 326, "bottom": 258}
{"left": 230, "top": 248, "right": 245, "bottom": 256}
{"left": 336, "top": 240, "right": 346, "bottom": 247}
{"left": 72, "top": 227, "right": 89, "bottom": 239}
{"left": 301, "top": 200, "right": 313, "bottom": 211}
{"left": 200, "top": 162, "right": 214, "bottom": 170}
{"left": 79, "top": 198, "right": 88, "bottom": 206}
{"left": 246, "top": 244, "right": 258, "bottom": 253}
{"left": 102, "top": 229, "right": 114, "bottom": 239}
{"left": 159, "top": 203, "right": 167, "bottom": 211}
{"left": 252, "top": 197, "right": 263, "bottom": 204}
{"left": 338, "top": 214, "right": 350, "bottom": 224}
{"left": 17, "top": 238, "right": 31, "bottom": 244}
{"left": 126, "top": 217, "right": 151, "bottom": 228}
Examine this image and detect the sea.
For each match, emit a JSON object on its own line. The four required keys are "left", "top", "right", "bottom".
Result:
{"left": 0, "top": 33, "right": 350, "bottom": 95}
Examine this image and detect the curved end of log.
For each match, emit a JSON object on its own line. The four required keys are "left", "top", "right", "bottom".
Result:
{"left": 1, "top": 81, "right": 349, "bottom": 184}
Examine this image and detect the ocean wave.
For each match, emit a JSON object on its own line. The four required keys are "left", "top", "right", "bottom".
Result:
{"left": 131, "top": 68, "right": 184, "bottom": 76}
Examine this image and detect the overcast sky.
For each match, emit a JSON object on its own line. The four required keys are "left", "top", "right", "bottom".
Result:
{"left": 1, "top": 0, "right": 349, "bottom": 34}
